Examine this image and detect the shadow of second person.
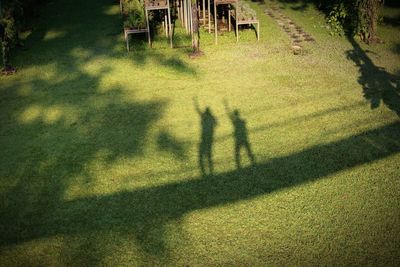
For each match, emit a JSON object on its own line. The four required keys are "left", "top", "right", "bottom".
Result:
{"left": 224, "top": 100, "right": 256, "bottom": 169}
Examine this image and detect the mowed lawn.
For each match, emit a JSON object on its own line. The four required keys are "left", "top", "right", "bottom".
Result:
{"left": 0, "top": 0, "right": 399, "bottom": 265}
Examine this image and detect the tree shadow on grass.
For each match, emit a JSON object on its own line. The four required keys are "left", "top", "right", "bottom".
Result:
{"left": 346, "top": 35, "right": 400, "bottom": 116}
{"left": 383, "top": 15, "right": 400, "bottom": 28}
{"left": 0, "top": 1, "right": 194, "bottom": 262}
{"left": 385, "top": 0, "right": 400, "bottom": 8}
{"left": 1, "top": 121, "right": 399, "bottom": 258}
{"left": 157, "top": 130, "right": 188, "bottom": 160}
{"left": 392, "top": 43, "right": 400, "bottom": 54}
{"left": 14, "top": 0, "right": 196, "bottom": 75}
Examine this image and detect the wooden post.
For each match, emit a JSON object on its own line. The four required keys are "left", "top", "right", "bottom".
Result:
{"left": 177, "top": 0, "right": 180, "bottom": 20}
{"left": 202, "top": 0, "right": 205, "bottom": 25}
{"left": 198, "top": 0, "right": 201, "bottom": 19}
{"left": 125, "top": 30, "right": 129, "bottom": 52}
{"left": 179, "top": 0, "right": 182, "bottom": 22}
{"left": 187, "top": 0, "right": 191, "bottom": 33}
{"left": 257, "top": 22, "right": 260, "bottom": 41}
{"left": 228, "top": 9, "right": 231, "bottom": 32}
{"left": 214, "top": 1, "right": 217, "bottom": 44}
{"left": 188, "top": 0, "right": 192, "bottom": 34}
{"left": 208, "top": 0, "right": 211, "bottom": 33}
{"left": 182, "top": 0, "right": 185, "bottom": 22}
{"left": 164, "top": 12, "right": 168, "bottom": 37}
{"left": 168, "top": 0, "right": 173, "bottom": 48}
{"left": 236, "top": 8, "right": 238, "bottom": 42}
{"left": 146, "top": 9, "right": 151, "bottom": 46}
{"left": 183, "top": 0, "right": 187, "bottom": 32}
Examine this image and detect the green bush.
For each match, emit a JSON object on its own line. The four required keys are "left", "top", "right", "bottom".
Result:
{"left": 326, "top": 3, "right": 348, "bottom": 36}
{"left": 323, "top": 0, "right": 384, "bottom": 42}
{"left": 0, "top": 0, "right": 45, "bottom": 69}
{"left": 122, "top": 0, "right": 146, "bottom": 29}
{"left": 1, "top": 4, "right": 18, "bottom": 68}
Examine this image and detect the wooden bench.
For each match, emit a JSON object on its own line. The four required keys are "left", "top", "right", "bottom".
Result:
{"left": 124, "top": 28, "right": 150, "bottom": 52}
{"left": 230, "top": 3, "right": 260, "bottom": 42}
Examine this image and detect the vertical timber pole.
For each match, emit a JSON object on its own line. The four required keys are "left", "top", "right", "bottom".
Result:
{"left": 181, "top": 0, "right": 184, "bottom": 22}
{"left": 177, "top": 0, "right": 180, "bottom": 20}
{"left": 214, "top": 1, "right": 217, "bottom": 44}
{"left": 164, "top": 11, "right": 168, "bottom": 37}
{"left": 188, "top": 0, "right": 191, "bottom": 33}
{"left": 208, "top": 0, "right": 211, "bottom": 33}
{"left": 181, "top": 0, "right": 184, "bottom": 24}
{"left": 228, "top": 9, "right": 231, "bottom": 32}
{"left": 189, "top": 0, "right": 192, "bottom": 34}
{"left": 198, "top": 0, "right": 200, "bottom": 19}
{"left": 202, "top": 0, "right": 205, "bottom": 25}
{"left": 145, "top": 9, "right": 151, "bottom": 47}
{"left": 179, "top": 0, "right": 182, "bottom": 22}
{"left": 168, "top": 0, "right": 173, "bottom": 47}
{"left": 183, "top": 0, "right": 187, "bottom": 32}
{"left": 236, "top": 7, "right": 238, "bottom": 42}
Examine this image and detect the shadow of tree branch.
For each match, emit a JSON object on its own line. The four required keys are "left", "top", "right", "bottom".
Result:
{"left": 346, "top": 35, "right": 400, "bottom": 116}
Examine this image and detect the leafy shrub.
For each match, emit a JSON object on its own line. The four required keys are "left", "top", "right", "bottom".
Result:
{"left": 323, "top": 0, "right": 384, "bottom": 42}
{"left": 1, "top": 3, "right": 18, "bottom": 68}
{"left": 326, "top": 3, "right": 348, "bottom": 35}
{"left": 122, "top": 0, "right": 146, "bottom": 29}
{"left": 0, "top": 0, "right": 45, "bottom": 69}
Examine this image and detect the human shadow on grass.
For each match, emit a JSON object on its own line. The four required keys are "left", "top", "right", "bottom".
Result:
{"left": 223, "top": 100, "right": 255, "bottom": 169}
{"left": 1, "top": 121, "right": 399, "bottom": 257}
{"left": 346, "top": 35, "right": 400, "bottom": 116}
{"left": 193, "top": 97, "right": 218, "bottom": 176}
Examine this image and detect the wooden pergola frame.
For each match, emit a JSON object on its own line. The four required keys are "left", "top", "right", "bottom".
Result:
{"left": 230, "top": 8, "right": 260, "bottom": 42}
{"left": 176, "top": 0, "right": 196, "bottom": 35}
{"left": 214, "top": 0, "right": 237, "bottom": 44}
{"left": 213, "top": 0, "right": 260, "bottom": 44}
{"left": 121, "top": 0, "right": 259, "bottom": 50}
{"left": 145, "top": 0, "right": 173, "bottom": 48}
{"left": 121, "top": 0, "right": 173, "bottom": 50}
{"left": 124, "top": 28, "right": 149, "bottom": 51}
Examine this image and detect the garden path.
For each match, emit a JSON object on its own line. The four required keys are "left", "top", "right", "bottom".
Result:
{"left": 265, "top": 4, "right": 315, "bottom": 51}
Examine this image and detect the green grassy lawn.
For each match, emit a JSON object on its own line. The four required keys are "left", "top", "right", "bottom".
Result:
{"left": 0, "top": 0, "right": 399, "bottom": 265}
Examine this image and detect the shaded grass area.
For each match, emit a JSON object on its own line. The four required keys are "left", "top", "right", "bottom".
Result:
{"left": 1, "top": 122, "right": 399, "bottom": 246}
{"left": 0, "top": 0, "right": 400, "bottom": 265}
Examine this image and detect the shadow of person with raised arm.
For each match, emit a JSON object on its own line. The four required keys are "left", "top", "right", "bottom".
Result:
{"left": 224, "top": 100, "right": 255, "bottom": 169}
{"left": 193, "top": 97, "right": 218, "bottom": 176}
